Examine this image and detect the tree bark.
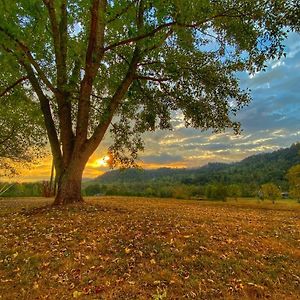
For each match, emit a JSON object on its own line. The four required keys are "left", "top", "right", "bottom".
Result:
{"left": 53, "top": 162, "right": 85, "bottom": 205}
{"left": 49, "top": 158, "right": 55, "bottom": 196}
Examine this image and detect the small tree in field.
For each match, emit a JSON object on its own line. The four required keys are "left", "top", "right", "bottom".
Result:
{"left": 261, "top": 183, "right": 281, "bottom": 204}
{"left": 287, "top": 164, "right": 300, "bottom": 202}
{"left": 228, "top": 184, "right": 241, "bottom": 201}
{"left": 205, "top": 184, "right": 227, "bottom": 201}
{"left": 289, "top": 188, "right": 300, "bottom": 203}
{"left": 0, "top": 1, "right": 299, "bottom": 205}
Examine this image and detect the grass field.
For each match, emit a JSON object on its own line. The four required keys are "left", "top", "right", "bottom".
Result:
{"left": 0, "top": 197, "right": 299, "bottom": 299}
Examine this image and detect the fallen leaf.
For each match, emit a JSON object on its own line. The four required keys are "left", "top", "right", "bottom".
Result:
{"left": 73, "top": 291, "right": 83, "bottom": 298}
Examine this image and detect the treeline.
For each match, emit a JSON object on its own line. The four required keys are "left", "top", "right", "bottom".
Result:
{"left": 83, "top": 182, "right": 258, "bottom": 200}
{"left": 0, "top": 180, "right": 289, "bottom": 201}
{"left": 93, "top": 143, "right": 300, "bottom": 190}
{"left": 0, "top": 182, "right": 43, "bottom": 197}
{"left": 80, "top": 143, "right": 300, "bottom": 200}
{"left": 0, "top": 181, "right": 56, "bottom": 197}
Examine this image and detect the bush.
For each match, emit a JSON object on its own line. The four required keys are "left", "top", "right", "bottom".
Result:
{"left": 205, "top": 184, "right": 227, "bottom": 201}
{"left": 84, "top": 184, "right": 101, "bottom": 196}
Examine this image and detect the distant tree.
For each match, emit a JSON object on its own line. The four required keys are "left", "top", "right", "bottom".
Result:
{"left": 1, "top": 182, "right": 42, "bottom": 197}
{"left": 206, "top": 184, "right": 227, "bottom": 201}
{"left": 287, "top": 164, "right": 300, "bottom": 186}
{"left": 287, "top": 164, "right": 300, "bottom": 202}
{"left": 0, "top": 98, "right": 46, "bottom": 177}
{"left": 159, "top": 186, "right": 172, "bottom": 199}
{"left": 172, "top": 185, "right": 190, "bottom": 199}
{"left": 100, "top": 184, "right": 108, "bottom": 194}
{"left": 145, "top": 186, "right": 155, "bottom": 197}
{"left": 261, "top": 183, "right": 281, "bottom": 204}
{"left": 205, "top": 185, "right": 214, "bottom": 200}
{"left": 228, "top": 184, "right": 241, "bottom": 201}
{"left": 85, "top": 184, "right": 101, "bottom": 196}
{"left": 289, "top": 188, "right": 300, "bottom": 203}
{"left": 215, "top": 184, "right": 228, "bottom": 202}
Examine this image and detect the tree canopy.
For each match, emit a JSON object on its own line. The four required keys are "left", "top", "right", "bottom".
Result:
{"left": 261, "top": 182, "right": 281, "bottom": 203}
{"left": 0, "top": 96, "right": 46, "bottom": 177}
{"left": 287, "top": 164, "right": 300, "bottom": 201}
{"left": 287, "top": 164, "right": 300, "bottom": 187}
{"left": 0, "top": 0, "right": 299, "bottom": 204}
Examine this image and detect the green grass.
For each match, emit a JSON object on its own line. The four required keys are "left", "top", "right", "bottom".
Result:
{"left": 0, "top": 197, "right": 299, "bottom": 299}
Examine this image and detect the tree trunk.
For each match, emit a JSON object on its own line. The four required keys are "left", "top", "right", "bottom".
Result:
{"left": 53, "top": 163, "right": 85, "bottom": 205}
{"left": 49, "top": 158, "right": 55, "bottom": 196}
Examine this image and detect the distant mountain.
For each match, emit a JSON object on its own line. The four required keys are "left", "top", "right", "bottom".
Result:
{"left": 91, "top": 167, "right": 188, "bottom": 184}
{"left": 89, "top": 143, "right": 300, "bottom": 188}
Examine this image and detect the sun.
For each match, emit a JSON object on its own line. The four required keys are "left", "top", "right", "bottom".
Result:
{"left": 94, "top": 155, "right": 110, "bottom": 167}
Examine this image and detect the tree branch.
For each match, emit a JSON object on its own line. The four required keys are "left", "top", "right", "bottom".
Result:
{"left": 107, "top": 1, "right": 137, "bottom": 24}
{"left": 59, "top": 0, "right": 68, "bottom": 86}
{"left": 22, "top": 61, "right": 63, "bottom": 172}
{"left": 138, "top": 60, "right": 163, "bottom": 66}
{"left": 142, "top": 29, "right": 174, "bottom": 54}
{"left": 1, "top": 9, "right": 73, "bottom": 167}
{"left": 105, "top": 10, "right": 246, "bottom": 52}
{"left": 83, "top": 1, "right": 145, "bottom": 156}
{"left": 104, "top": 21, "right": 176, "bottom": 51}
{"left": 111, "top": 49, "right": 131, "bottom": 65}
{"left": 135, "top": 75, "right": 171, "bottom": 82}
{"left": 42, "top": 0, "right": 68, "bottom": 89}
{"left": 0, "top": 125, "right": 17, "bottom": 145}
{"left": 75, "top": 0, "right": 107, "bottom": 147}
{"left": 85, "top": 0, "right": 107, "bottom": 70}
{"left": 0, "top": 25, "right": 57, "bottom": 94}
{"left": 0, "top": 76, "right": 28, "bottom": 98}
{"left": 42, "top": 0, "right": 61, "bottom": 80}
{"left": 85, "top": 48, "right": 141, "bottom": 156}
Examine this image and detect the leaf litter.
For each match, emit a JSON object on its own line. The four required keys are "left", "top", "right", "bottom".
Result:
{"left": 0, "top": 197, "right": 299, "bottom": 299}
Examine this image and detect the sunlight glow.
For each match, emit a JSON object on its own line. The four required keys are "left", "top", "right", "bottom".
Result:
{"left": 94, "top": 155, "right": 110, "bottom": 167}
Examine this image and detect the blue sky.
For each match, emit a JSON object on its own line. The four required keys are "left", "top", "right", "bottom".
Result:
{"left": 133, "top": 31, "right": 300, "bottom": 169}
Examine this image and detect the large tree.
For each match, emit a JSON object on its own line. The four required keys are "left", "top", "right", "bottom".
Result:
{"left": 0, "top": 0, "right": 298, "bottom": 205}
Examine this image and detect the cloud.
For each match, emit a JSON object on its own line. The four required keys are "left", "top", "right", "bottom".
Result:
{"left": 142, "top": 153, "right": 184, "bottom": 164}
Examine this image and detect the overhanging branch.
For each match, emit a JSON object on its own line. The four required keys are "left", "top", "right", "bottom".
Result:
{"left": 107, "top": 1, "right": 137, "bottom": 24}
{"left": 84, "top": 48, "right": 141, "bottom": 156}
{"left": 135, "top": 75, "right": 171, "bottom": 83}
{"left": 0, "top": 125, "right": 17, "bottom": 145}
{"left": 0, "top": 25, "right": 57, "bottom": 95}
{"left": 0, "top": 76, "right": 28, "bottom": 98}
{"left": 104, "top": 21, "right": 176, "bottom": 51}
{"left": 42, "top": 0, "right": 68, "bottom": 89}
{"left": 22, "top": 61, "right": 63, "bottom": 171}
{"left": 75, "top": 0, "right": 107, "bottom": 146}
{"left": 104, "top": 10, "right": 245, "bottom": 52}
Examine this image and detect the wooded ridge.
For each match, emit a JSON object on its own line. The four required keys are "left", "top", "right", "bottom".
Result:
{"left": 89, "top": 143, "right": 300, "bottom": 188}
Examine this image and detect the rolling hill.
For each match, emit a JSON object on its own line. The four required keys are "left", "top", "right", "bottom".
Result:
{"left": 89, "top": 143, "right": 300, "bottom": 188}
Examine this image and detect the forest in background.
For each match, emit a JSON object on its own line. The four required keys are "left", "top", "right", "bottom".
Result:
{"left": 1, "top": 143, "right": 300, "bottom": 200}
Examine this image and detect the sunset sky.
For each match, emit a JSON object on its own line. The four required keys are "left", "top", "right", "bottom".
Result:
{"left": 17, "top": 31, "right": 300, "bottom": 182}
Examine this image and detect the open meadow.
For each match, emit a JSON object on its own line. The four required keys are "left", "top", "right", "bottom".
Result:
{"left": 0, "top": 197, "right": 299, "bottom": 299}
